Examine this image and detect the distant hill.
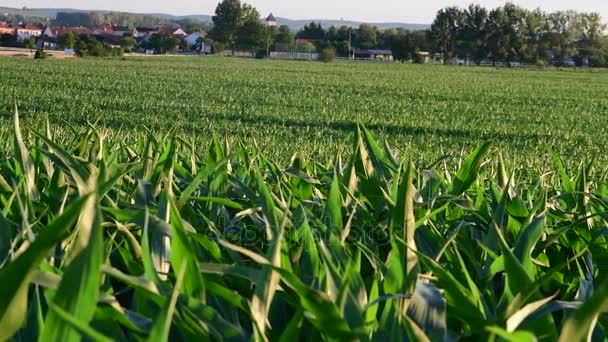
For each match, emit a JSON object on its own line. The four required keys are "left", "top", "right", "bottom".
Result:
{"left": 0, "top": 6, "right": 429, "bottom": 31}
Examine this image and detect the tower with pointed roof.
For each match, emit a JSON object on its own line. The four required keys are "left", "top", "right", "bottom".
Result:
{"left": 265, "top": 13, "right": 277, "bottom": 27}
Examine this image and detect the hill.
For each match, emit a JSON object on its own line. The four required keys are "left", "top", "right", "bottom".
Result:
{"left": 0, "top": 6, "right": 429, "bottom": 30}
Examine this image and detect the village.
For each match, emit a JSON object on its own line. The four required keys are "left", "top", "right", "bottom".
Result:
{"left": 1, "top": 3, "right": 606, "bottom": 66}
{"left": 0, "top": 20, "right": 212, "bottom": 55}
{"left": 0, "top": 13, "right": 410, "bottom": 61}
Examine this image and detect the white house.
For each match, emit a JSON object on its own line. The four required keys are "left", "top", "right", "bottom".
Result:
{"left": 185, "top": 32, "right": 207, "bottom": 47}
{"left": 15, "top": 25, "right": 42, "bottom": 42}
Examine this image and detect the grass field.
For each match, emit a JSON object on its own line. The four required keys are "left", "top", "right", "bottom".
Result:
{"left": 2, "top": 56, "right": 608, "bottom": 341}
{"left": 1, "top": 56, "right": 607, "bottom": 165}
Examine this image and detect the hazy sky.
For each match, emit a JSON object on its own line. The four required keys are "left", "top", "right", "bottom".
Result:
{"left": 4, "top": 0, "right": 608, "bottom": 23}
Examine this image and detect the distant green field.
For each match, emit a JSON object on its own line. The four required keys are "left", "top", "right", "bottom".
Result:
{"left": 1, "top": 56, "right": 607, "bottom": 165}
{"left": 4, "top": 56, "right": 608, "bottom": 341}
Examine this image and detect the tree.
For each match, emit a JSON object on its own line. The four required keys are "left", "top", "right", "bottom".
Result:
{"left": 25, "top": 37, "right": 36, "bottom": 55}
{"left": 59, "top": 32, "right": 77, "bottom": 49}
{"left": 274, "top": 25, "right": 294, "bottom": 45}
{"left": 34, "top": 49, "right": 47, "bottom": 59}
{"left": 485, "top": 4, "right": 526, "bottom": 66}
{"left": 521, "top": 8, "right": 548, "bottom": 64}
{"left": 319, "top": 47, "right": 336, "bottom": 62}
{"left": 547, "top": 10, "right": 583, "bottom": 65}
{"left": 297, "top": 22, "right": 325, "bottom": 40}
{"left": 431, "top": 7, "right": 465, "bottom": 64}
{"left": 120, "top": 36, "right": 137, "bottom": 52}
{"left": 462, "top": 4, "right": 489, "bottom": 64}
{"left": 356, "top": 24, "right": 378, "bottom": 49}
{"left": 210, "top": 0, "right": 243, "bottom": 47}
{"left": 148, "top": 33, "right": 179, "bottom": 54}
{"left": 501, "top": 3, "right": 526, "bottom": 65}
{"left": 0, "top": 33, "right": 17, "bottom": 47}
{"left": 235, "top": 4, "right": 265, "bottom": 50}
{"left": 577, "top": 12, "right": 607, "bottom": 66}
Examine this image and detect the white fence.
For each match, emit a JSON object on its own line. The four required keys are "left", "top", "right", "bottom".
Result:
{"left": 269, "top": 51, "right": 319, "bottom": 61}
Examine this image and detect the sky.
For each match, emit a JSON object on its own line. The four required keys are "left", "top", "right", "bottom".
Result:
{"left": 3, "top": 0, "right": 608, "bottom": 24}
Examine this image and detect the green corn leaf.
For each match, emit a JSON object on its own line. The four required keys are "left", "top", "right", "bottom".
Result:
{"left": 0, "top": 195, "right": 89, "bottom": 341}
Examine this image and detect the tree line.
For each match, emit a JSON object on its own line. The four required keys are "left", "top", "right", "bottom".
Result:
{"left": 430, "top": 4, "right": 607, "bottom": 66}
{"left": 208, "top": 0, "right": 607, "bottom": 66}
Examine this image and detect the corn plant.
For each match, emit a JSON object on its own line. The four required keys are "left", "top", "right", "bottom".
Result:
{"left": 1, "top": 109, "right": 608, "bottom": 341}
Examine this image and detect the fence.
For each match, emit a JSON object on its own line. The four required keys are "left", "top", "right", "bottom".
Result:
{"left": 269, "top": 42, "right": 319, "bottom": 61}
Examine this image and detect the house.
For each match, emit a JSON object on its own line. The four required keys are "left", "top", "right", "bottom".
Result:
{"left": 352, "top": 48, "right": 393, "bottom": 61}
{"left": 295, "top": 38, "right": 317, "bottom": 45}
{"left": 111, "top": 25, "right": 130, "bottom": 37}
{"left": 265, "top": 13, "right": 277, "bottom": 27}
{"left": 37, "top": 35, "right": 58, "bottom": 49}
{"left": 416, "top": 51, "right": 430, "bottom": 64}
{"left": 0, "top": 22, "right": 13, "bottom": 35}
{"left": 15, "top": 24, "right": 43, "bottom": 42}
{"left": 185, "top": 32, "right": 207, "bottom": 47}
{"left": 157, "top": 27, "right": 187, "bottom": 38}
{"left": 141, "top": 27, "right": 187, "bottom": 43}
{"left": 44, "top": 27, "right": 93, "bottom": 39}
{"left": 134, "top": 27, "right": 156, "bottom": 38}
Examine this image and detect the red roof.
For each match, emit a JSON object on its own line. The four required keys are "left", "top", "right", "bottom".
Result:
{"left": 48, "top": 27, "right": 94, "bottom": 36}
{"left": 16, "top": 24, "right": 43, "bottom": 31}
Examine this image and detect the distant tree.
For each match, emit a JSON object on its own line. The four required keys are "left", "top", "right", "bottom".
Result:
{"left": 297, "top": 22, "right": 325, "bottom": 40}
{"left": 389, "top": 30, "right": 415, "bottom": 61}
{"left": 25, "top": 37, "right": 36, "bottom": 55}
{"left": 59, "top": 32, "right": 77, "bottom": 49}
{"left": 502, "top": 3, "right": 527, "bottom": 65}
{"left": 546, "top": 10, "right": 583, "bottom": 65}
{"left": 577, "top": 12, "right": 607, "bottom": 66}
{"left": 148, "top": 33, "right": 179, "bottom": 54}
{"left": 210, "top": 0, "right": 243, "bottom": 47}
{"left": 0, "top": 33, "right": 17, "bottom": 47}
{"left": 34, "top": 48, "right": 47, "bottom": 59}
{"left": 389, "top": 29, "right": 431, "bottom": 62}
{"left": 431, "top": 7, "right": 465, "bottom": 63}
{"left": 355, "top": 24, "right": 378, "bottom": 49}
{"left": 120, "top": 36, "right": 137, "bottom": 51}
{"left": 319, "top": 47, "right": 336, "bottom": 62}
{"left": 274, "top": 25, "right": 294, "bottom": 45}
{"left": 521, "top": 8, "right": 548, "bottom": 65}
{"left": 75, "top": 34, "right": 109, "bottom": 57}
{"left": 461, "top": 4, "right": 489, "bottom": 64}
{"left": 235, "top": 4, "right": 265, "bottom": 50}
{"left": 485, "top": 4, "right": 527, "bottom": 66}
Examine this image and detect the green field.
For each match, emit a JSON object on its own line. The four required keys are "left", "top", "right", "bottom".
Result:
{"left": 2, "top": 56, "right": 608, "bottom": 341}
{"left": 1, "top": 56, "right": 607, "bottom": 165}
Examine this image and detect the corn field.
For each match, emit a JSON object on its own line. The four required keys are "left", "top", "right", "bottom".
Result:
{"left": 1, "top": 57, "right": 607, "bottom": 166}
{"left": 2, "top": 107, "right": 608, "bottom": 341}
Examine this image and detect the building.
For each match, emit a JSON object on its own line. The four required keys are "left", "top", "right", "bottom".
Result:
{"left": 37, "top": 36, "right": 58, "bottom": 49}
{"left": 15, "top": 24, "right": 43, "bottom": 42}
{"left": 0, "top": 22, "right": 13, "bottom": 35}
{"left": 134, "top": 27, "right": 156, "bottom": 38}
{"left": 140, "top": 27, "right": 188, "bottom": 42}
{"left": 352, "top": 48, "right": 393, "bottom": 61}
{"left": 157, "top": 27, "right": 187, "bottom": 38}
{"left": 416, "top": 51, "right": 430, "bottom": 64}
{"left": 265, "top": 13, "right": 277, "bottom": 27}
{"left": 185, "top": 32, "right": 207, "bottom": 48}
{"left": 44, "top": 27, "right": 94, "bottom": 38}
{"left": 111, "top": 25, "right": 130, "bottom": 37}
